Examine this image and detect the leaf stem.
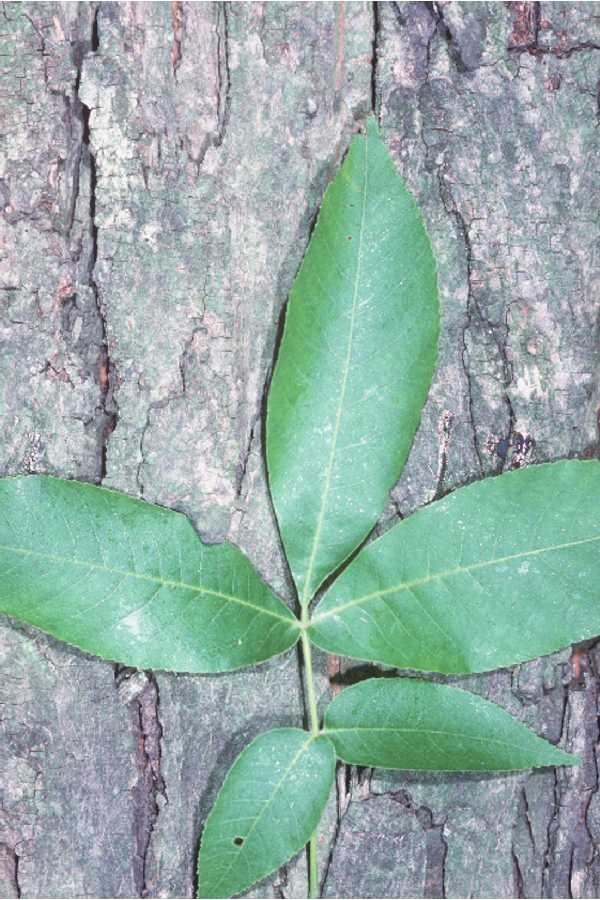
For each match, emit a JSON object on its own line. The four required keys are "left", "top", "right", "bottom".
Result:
{"left": 301, "top": 608, "right": 320, "bottom": 898}
{"left": 308, "top": 832, "right": 319, "bottom": 899}
{"left": 301, "top": 617, "right": 320, "bottom": 737}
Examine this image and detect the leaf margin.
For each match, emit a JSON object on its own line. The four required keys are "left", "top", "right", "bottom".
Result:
{"left": 309, "top": 458, "right": 600, "bottom": 675}
{"left": 196, "top": 726, "right": 336, "bottom": 899}
{"left": 0, "top": 474, "right": 301, "bottom": 674}
{"left": 266, "top": 115, "right": 440, "bottom": 606}
{"left": 322, "top": 676, "right": 579, "bottom": 772}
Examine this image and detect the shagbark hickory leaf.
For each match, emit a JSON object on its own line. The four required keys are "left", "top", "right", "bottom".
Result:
{"left": 197, "top": 728, "right": 335, "bottom": 899}
{"left": 311, "top": 460, "right": 600, "bottom": 674}
{"left": 0, "top": 110, "right": 588, "bottom": 900}
{"left": 324, "top": 678, "right": 577, "bottom": 771}
{"left": 267, "top": 117, "right": 438, "bottom": 605}
{"left": 0, "top": 475, "right": 299, "bottom": 673}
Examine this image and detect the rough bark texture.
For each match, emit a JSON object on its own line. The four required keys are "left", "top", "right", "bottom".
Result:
{"left": 1, "top": 2, "right": 600, "bottom": 897}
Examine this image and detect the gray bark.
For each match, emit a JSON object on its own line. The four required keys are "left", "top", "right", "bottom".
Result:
{"left": 1, "top": 2, "right": 600, "bottom": 897}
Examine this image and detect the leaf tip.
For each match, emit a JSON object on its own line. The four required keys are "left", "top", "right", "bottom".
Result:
{"left": 557, "top": 750, "right": 581, "bottom": 768}
{"left": 534, "top": 747, "right": 580, "bottom": 770}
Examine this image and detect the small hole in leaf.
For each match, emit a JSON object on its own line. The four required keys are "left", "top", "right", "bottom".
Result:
{"left": 233, "top": 837, "right": 244, "bottom": 847}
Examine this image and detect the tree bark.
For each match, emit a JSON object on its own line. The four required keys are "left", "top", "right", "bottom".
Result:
{"left": 1, "top": 2, "right": 600, "bottom": 897}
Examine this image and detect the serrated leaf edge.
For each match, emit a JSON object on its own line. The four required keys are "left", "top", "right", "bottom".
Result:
{"left": 323, "top": 678, "right": 579, "bottom": 772}
{"left": 310, "top": 460, "right": 600, "bottom": 674}
{"left": 0, "top": 475, "right": 301, "bottom": 672}
{"left": 267, "top": 116, "right": 439, "bottom": 607}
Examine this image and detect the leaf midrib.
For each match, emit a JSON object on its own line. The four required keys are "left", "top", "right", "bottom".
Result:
{"left": 324, "top": 725, "right": 549, "bottom": 751}
{"left": 301, "top": 135, "right": 369, "bottom": 605}
{"left": 0, "top": 543, "right": 297, "bottom": 626}
{"left": 312, "top": 533, "right": 600, "bottom": 624}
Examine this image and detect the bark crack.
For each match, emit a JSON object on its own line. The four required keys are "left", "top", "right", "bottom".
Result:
{"left": 0, "top": 844, "right": 21, "bottom": 899}
{"left": 430, "top": 2, "right": 469, "bottom": 73}
{"left": 434, "top": 409, "right": 453, "bottom": 500}
{"left": 508, "top": 2, "right": 600, "bottom": 58}
{"left": 413, "top": 3, "right": 521, "bottom": 474}
{"left": 117, "top": 670, "right": 167, "bottom": 899}
{"left": 389, "top": 790, "right": 447, "bottom": 899}
{"left": 320, "top": 764, "right": 355, "bottom": 895}
{"left": 170, "top": 0, "right": 184, "bottom": 77}
{"left": 74, "top": 8, "right": 117, "bottom": 483}
{"left": 435, "top": 169, "right": 485, "bottom": 474}
{"left": 215, "top": 3, "right": 231, "bottom": 149}
{"left": 371, "top": 2, "right": 380, "bottom": 118}
{"left": 324, "top": 787, "right": 448, "bottom": 898}
{"left": 537, "top": 648, "right": 600, "bottom": 898}
{"left": 181, "top": 4, "right": 230, "bottom": 176}
{"left": 436, "top": 167, "right": 516, "bottom": 474}
{"left": 137, "top": 398, "right": 176, "bottom": 497}
{"left": 136, "top": 311, "right": 205, "bottom": 496}
{"left": 272, "top": 862, "right": 289, "bottom": 898}
{"left": 235, "top": 411, "right": 260, "bottom": 500}
{"left": 512, "top": 846, "right": 525, "bottom": 899}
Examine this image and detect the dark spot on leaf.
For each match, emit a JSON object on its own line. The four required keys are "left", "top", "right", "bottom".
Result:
{"left": 347, "top": 235, "right": 352, "bottom": 240}
{"left": 233, "top": 837, "right": 244, "bottom": 847}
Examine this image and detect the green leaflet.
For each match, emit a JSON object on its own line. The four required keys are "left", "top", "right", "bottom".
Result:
{"left": 266, "top": 117, "right": 438, "bottom": 605}
{"left": 197, "top": 728, "right": 335, "bottom": 899}
{"left": 324, "top": 678, "right": 577, "bottom": 771}
{"left": 0, "top": 475, "right": 299, "bottom": 673}
{"left": 311, "top": 460, "right": 600, "bottom": 674}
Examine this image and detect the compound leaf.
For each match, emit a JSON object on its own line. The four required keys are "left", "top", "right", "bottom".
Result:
{"left": 197, "top": 728, "right": 335, "bottom": 899}
{"left": 324, "top": 678, "right": 577, "bottom": 771}
{"left": 267, "top": 116, "right": 438, "bottom": 605}
{"left": 311, "top": 460, "right": 600, "bottom": 673}
{"left": 0, "top": 475, "right": 299, "bottom": 673}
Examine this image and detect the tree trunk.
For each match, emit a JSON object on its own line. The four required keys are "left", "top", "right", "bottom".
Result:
{"left": 1, "top": 2, "right": 599, "bottom": 897}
